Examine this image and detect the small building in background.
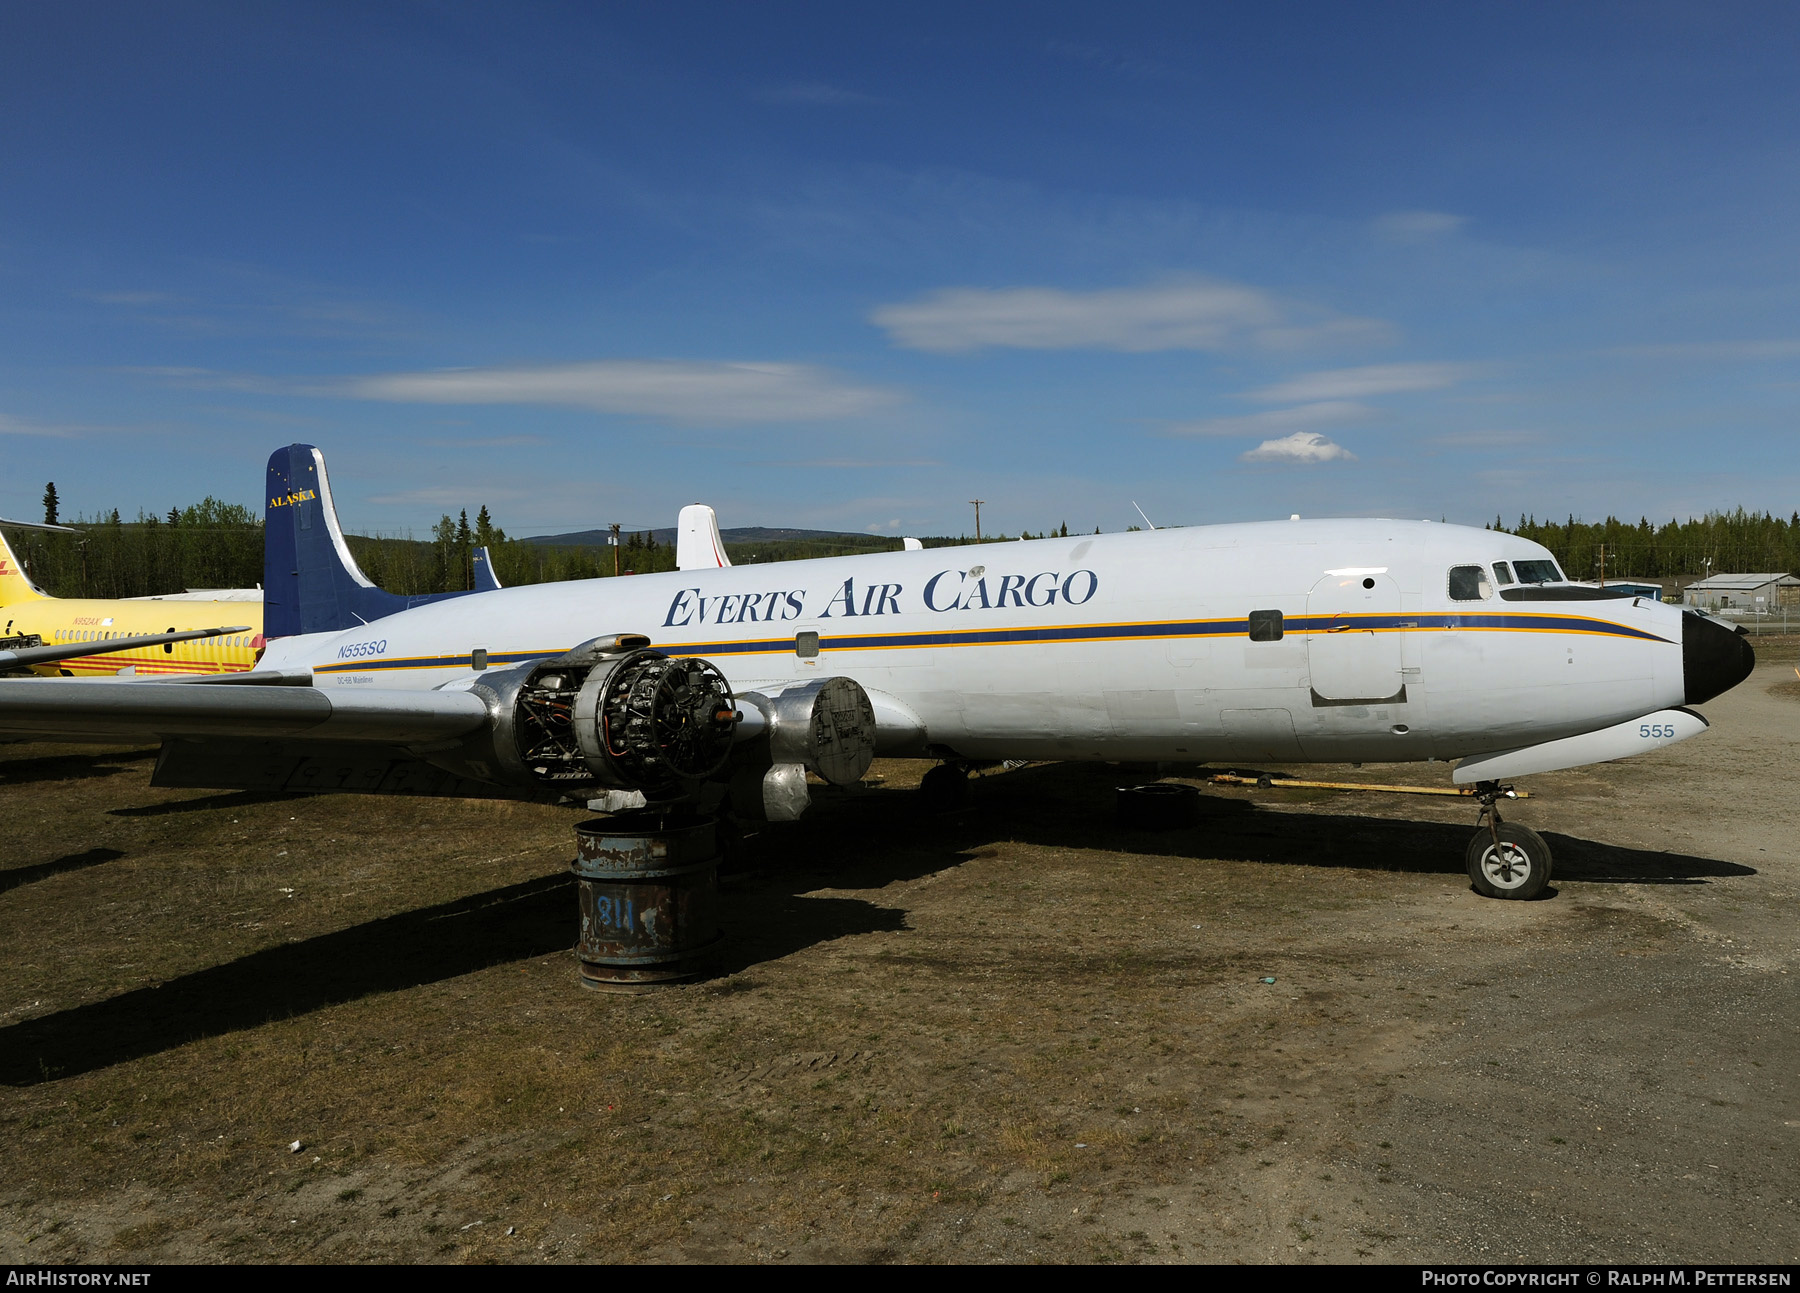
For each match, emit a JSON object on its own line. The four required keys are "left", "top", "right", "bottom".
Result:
{"left": 1602, "top": 579, "right": 1668, "bottom": 601}
{"left": 1681, "top": 572, "right": 1800, "bottom": 613}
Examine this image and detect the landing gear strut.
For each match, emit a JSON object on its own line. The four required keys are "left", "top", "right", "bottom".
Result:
{"left": 1466, "top": 779, "right": 1553, "bottom": 900}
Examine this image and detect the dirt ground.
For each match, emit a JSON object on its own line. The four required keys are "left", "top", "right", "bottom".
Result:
{"left": 1, "top": 649, "right": 1796, "bottom": 1265}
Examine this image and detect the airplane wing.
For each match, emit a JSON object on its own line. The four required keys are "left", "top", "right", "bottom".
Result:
{"left": 0, "top": 675, "right": 487, "bottom": 744}
{"left": 0, "top": 516, "right": 80, "bottom": 534}
{"left": 0, "top": 625, "right": 252, "bottom": 671}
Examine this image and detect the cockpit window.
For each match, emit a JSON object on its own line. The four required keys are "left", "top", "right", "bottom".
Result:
{"left": 1492, "top": 562, "right": 1515, "bottom": 586}
{"left": 1512, "top": 559, "right": 1562, "bottom": 584}
{"left": 1449, "top": 565, "right": 1494, "bottom": 601}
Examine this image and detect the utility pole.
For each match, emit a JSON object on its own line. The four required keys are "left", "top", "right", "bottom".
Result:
{"left": 609, "top": 523, "right": 622, "bottom": 577}
{"left": 1596, "top": 543, "right": 1606, "bottom": 587}
{"left": 969, "top": 499, "right": 985, "bottom": 543}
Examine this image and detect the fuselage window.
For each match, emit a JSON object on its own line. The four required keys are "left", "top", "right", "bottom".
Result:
{"left": 1248, "top": 609, "right": 1284, "bottom": 641}
{"left": 795, "top": 631, "right": 820, "bottom": 658}
{"left": 1512, "top": 559, "right": 1562, "bottom": 585}
{"left": 1448, "top": 565, "right": 1494, "bottom": 601}
{"left": 1493, "top": 562, "right": 1515, "bottom": 585}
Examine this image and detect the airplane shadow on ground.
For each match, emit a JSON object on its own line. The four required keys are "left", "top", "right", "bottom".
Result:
{"left": 0, "top": 847, "right": 126, "bottom": 896}
{"left": 0, "top": 763, "right": 1749, "bottom": 1087}
{"left": 773, "top": 761, "right": 1757, "bottom": 890}
{"left": 0, "top": 853, "right": 918, "bottom": 1087}
{"left": 0, "top": 748, "right": 155, "bottom": 786}
{"left": 108, "top": 790, "right": 307, "bottom": 818}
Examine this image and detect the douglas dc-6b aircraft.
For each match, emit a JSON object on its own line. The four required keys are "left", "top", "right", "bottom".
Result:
{"left": 0, "top": 445, "right": 1755, "bottom": 901}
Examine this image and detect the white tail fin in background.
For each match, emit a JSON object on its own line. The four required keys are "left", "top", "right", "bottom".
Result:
{"left": 676, "top": 504, "right": 731, "bottom": 572}
{"left": 902, "top": 537, "right": 924, "bottom": 551}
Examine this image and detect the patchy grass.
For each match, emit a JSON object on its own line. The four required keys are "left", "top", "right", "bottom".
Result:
{"left": 2, "top": 731, "right": 1794, "bottom": 1263}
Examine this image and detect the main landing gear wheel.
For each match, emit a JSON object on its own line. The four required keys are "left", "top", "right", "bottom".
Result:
{"left": 1465, "top": 823, "right": 1553, "bottom": 900}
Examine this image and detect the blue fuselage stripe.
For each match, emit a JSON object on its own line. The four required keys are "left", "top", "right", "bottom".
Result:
{"left": 312, "top": 611, "right": 1671, "bottom": 675}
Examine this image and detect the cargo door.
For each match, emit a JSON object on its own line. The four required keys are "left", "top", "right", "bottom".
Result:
{"left": 1306, "top": 572, "right": 1405, "bottom": 703}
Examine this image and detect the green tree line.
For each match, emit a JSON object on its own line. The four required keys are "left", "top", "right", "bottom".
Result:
{"left": 12, "top": 500, "right": 264, "bottom": 599}
{"left": 1495, "top": 509, "right": 1800, "bottom": 581}
{"left": 25, "top": 483, "right": 1791, "bottom": 603}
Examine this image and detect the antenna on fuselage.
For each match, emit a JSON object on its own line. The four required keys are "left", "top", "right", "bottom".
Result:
{"left": 1131, "top": 501, "right": 1157, "bottom": 530}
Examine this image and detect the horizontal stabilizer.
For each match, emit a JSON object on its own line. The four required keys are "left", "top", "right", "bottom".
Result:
{"left": 1452, "top": 707, "right": 1708, "bottom": 784}
{"left": 0, "top": 516, "right": 79, "bottom": 534}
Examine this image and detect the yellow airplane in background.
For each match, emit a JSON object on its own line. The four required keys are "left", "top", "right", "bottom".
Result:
{"left": 0, "top": 523, "right": 260, "bottom": 677}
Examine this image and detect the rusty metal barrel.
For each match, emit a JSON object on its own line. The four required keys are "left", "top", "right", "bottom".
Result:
{"left": 571, "top": 810, "right": 722, "bottom": 992}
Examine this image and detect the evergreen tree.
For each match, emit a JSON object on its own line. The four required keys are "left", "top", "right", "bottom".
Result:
{"left": 431, "top": 514, "right": 458, "bottom": 591}
{"left": 456, "top": 509, "right": 473, "bottom": 590}
{"left": 42, "top": 483, "right": 58, "bottom": 526}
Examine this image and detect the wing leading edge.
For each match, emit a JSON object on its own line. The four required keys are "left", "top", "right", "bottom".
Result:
{"left": 0, "top": 677, "right": 488, "bottom": 744}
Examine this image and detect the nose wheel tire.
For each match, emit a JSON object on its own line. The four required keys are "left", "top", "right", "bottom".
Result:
{"left": 1465, "top": 823, "right": 1553, "bottom": 900}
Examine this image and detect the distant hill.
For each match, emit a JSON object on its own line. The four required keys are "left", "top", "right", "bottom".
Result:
{"left": 522, "top": 525, "right": 882, "bottom": 549}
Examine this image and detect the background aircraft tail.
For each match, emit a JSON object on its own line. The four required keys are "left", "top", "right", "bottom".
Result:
{"left": 676, "top": 504, "right": 732, "bottom": 572}
{"left": 473, "top": 545, "right": 503, "bottom": 592}
{"left": 263, "top": 444, "right": 503, "bottom": 639}
{"left": 0, "top": 527, "right": 48, "bottom": 607}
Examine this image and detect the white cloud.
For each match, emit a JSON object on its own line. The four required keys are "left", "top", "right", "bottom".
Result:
{"left": 1243, "top": 362, "right": 1484, "bottom": 403}
{"left": 81, "top": 290, "right": 184, "bottom": 306}
{"left": 750, "top": 458, "right": 941, "bottom": 468}
{"left": 0, "top": 413, "right": 79, "bottom": 437}
{"left": 124, "top": 366, "right": 303, "bottom": 396}
{"left": 1608, "top": 339, "right": 1800, "bottom": 361}
{"left": 1166, "top": 401, "right": 1376, "bottom": 438}
{"left": 871, "top": 280, "right": 1392, "bottom": 353}
{"left": 1239, "top": 431, "right": 1357, "bottom": 464}
{"left": 1430, "top": 429, "right": 1544, "bottom": 448}
{"left": 135, "top": 359, "right": 897, "bottom": 422}
{"left": 411, "top": 435, "right": 552, "bottom": 449}
{"left": 366, "top": 486, "right": 528, "bottom": 506}
{"left": 1373, "top": 210, "right": 1468, "bottom": 239}
{"left": 347, "top": 361, "right": 895, "bottom": 423}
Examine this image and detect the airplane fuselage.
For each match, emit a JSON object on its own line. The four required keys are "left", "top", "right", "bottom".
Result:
{"left": 0, "top": 597, "right": 263, "bottom": 677}
{"left": 261, "top": 519, "right": 1692, "bottom": 767}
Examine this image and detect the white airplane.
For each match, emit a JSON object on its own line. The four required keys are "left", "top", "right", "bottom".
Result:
{"left": 0, "top": 445, "right": 1755, "bottom": 901}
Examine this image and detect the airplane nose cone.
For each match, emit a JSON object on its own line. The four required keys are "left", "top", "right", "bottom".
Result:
{"left": 1683, "top": 611, "right": 1755, "bottom": 705}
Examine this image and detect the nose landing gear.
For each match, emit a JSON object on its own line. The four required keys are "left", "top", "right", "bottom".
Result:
{"left": 1466, "top": 780, "right": 1552, "bottom": 899}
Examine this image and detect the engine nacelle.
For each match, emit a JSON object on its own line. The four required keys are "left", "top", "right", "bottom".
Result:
{"left": 429, "top": 634, "right": 739, "bottom": 795}
{"left": 424, "top": 635, "right": 876, "bottom": 817}
{"left": 726, "top": 677, "right": 877, "bottom": 821}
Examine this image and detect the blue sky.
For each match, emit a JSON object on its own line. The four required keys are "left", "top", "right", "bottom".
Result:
{"left": 3, "top": 2, "right": 1797, "bottom": 540}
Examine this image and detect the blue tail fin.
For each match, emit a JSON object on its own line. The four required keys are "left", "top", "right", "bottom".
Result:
{"left": 473, "top": 545, "right": 503, "bottom": 592}
{"left": 263, "top": 444, "right": 500, "bottom": 638}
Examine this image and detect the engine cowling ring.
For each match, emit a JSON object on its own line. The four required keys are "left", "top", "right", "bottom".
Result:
{"left": 573, "top": 649, "right": 738, "bottom": 790}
